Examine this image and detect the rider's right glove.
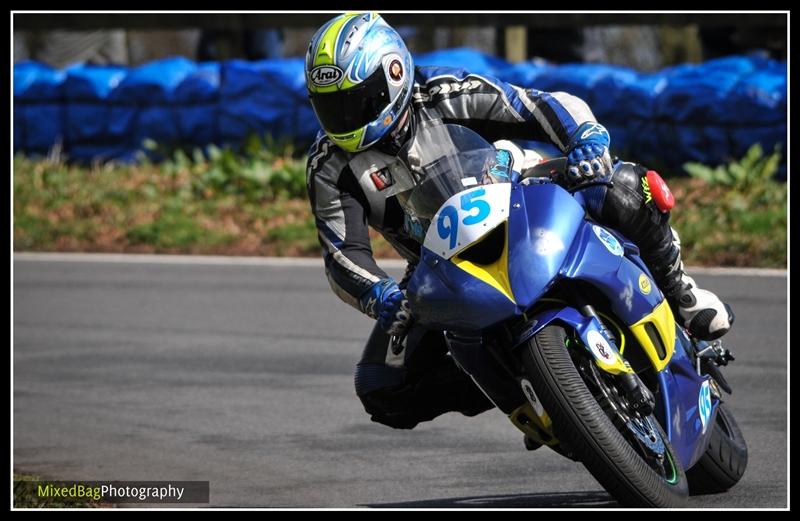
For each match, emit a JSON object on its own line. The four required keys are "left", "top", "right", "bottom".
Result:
{"left": 564, "top": 122, "right": 613, "bottom": 187}
{"left": 359, "top": 278, "right": 413, "bottom": 336}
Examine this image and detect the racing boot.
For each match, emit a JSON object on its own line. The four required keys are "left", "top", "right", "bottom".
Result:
{"left": 656, "top": 228, "right": 735, "bottom": 341}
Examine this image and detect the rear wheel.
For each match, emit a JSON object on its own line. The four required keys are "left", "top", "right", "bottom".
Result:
{"left": 686, "top": 403, "right": 748, "bottom": 495}
{"left": 522, "top": 324, "right": 688, "bottom": 507}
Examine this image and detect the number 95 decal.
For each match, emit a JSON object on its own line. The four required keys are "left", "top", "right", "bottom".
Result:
{"left": 425, "top": 184, "right": 511, "bottom": 258}
{"left": 437, "top": 188, "right": 492, "bottom": 248}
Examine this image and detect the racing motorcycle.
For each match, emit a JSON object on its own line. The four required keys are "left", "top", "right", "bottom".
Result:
{"left": 387, "top": 122, "right": 748, "bottom": 507}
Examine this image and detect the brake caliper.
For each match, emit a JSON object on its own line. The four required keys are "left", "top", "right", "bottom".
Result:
{"left": 618, "top": 372, "right": 656, "bottom": 416}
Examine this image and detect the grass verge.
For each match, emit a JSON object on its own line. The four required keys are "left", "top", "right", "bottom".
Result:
{"left": 13, "top": 147, "right": 785, "bottom": 267}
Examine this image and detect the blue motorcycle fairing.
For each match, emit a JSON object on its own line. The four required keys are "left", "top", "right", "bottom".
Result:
{"left": 656, "top": 325, "right": 720, "bottom": 469}
{"left": 543, "top": 220, "right": 717, "bottom": 468}
{"left": 409, "top": 248, "right": 520, "bottom": 331}
{"left": 513, "top": 300, "right": 719, "bottom": 470}
{"left": 561, "top": 221, "right": 666, "bottom": 326}
{"left": 505, "top": 183, "right": 585, "bottom": 308}
{"left": 513, "top": 305, "right": 626, "bottom": 367}
{"left": 508, "top": 184, "right": 715, "bottom": 468}
{"left": 407, "top": 183, "right": 586, "bottom": 332}
{"left": 406, "top": 176, "right": 717, "bottom": 469}
{"left": 408, "top": 181, "right": 663, "bottom": 333}
{"left": 572, "top": 189, "right": 654, "bottom": 279}
{"left": 511, "top": 182, "right": 663, "bottom": 326}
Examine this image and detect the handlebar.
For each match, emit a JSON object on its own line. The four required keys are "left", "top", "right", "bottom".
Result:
{"left": 519, "top": 156, "right": 614, "bottom": 193}
{"left": 567, "top": 180, "right": 615, "bottom": 193}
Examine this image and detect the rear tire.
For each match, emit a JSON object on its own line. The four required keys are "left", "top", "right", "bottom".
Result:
{"left": 687, "top": 403, "right": 748, "bottom": 495}
{"left": 522, "top": 324, "right": 689, "bottom": 507}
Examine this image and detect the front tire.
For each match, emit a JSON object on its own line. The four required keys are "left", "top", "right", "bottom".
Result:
{"left": 686, "top": 403, "right": 748, "bottom": 495}
{"left": 522, "top": 324, "right": 689, "bottom": 507}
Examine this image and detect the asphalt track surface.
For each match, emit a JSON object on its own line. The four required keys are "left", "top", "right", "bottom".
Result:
{"left": 13, "top": 256, "right": 788, "bottom": 508}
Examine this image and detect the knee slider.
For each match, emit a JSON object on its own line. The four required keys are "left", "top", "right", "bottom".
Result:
{"left": 354, "top": 363, "right": 404, "bottom": 398}
{"left": 358, "top": 386, "right": 421, "bottom": 430}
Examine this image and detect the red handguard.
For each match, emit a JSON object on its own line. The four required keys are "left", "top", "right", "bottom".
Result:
{"left": 646, "top": 170, "right": 675, "bottom": 213}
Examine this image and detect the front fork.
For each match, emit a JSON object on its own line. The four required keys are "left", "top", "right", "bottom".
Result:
{"left": 506, "top": 289, "right": 657, "bottom": 444}
{"left": 572, "top": 299, "right": 656, "bottom": 416}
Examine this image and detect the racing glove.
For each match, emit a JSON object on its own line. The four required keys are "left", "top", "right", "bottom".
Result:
{"left": 565, "top": 122, "right": 613, "bottom": 186}
{"left": 359, "top": 278, "right": 413, "bottom": 336}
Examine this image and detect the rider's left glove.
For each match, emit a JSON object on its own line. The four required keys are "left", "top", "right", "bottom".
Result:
{"left": 565, "top": 122, "right": 613, "bottom": 186}
{"left": 360, "top": 278, "right": 413, "bottom": 336}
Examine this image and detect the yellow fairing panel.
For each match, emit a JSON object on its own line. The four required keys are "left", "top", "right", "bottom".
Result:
{"left": 628, "top": 299, "right": 676, "bottom": 372}
{"left": 452, "top": 222, "right": 515, "bottom": 304}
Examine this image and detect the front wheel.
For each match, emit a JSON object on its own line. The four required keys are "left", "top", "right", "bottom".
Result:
{"left": 686, "top": 403, "right": 748, "bottom": 495}
{"left": 522, "top": 324, "right": 689, "bottom": 507}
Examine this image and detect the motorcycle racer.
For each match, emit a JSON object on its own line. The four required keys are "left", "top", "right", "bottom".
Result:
{"left": 305, "top": 12, "right": 735, "bottom": 429}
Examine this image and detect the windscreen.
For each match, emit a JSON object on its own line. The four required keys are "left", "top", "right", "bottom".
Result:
{"left": 390, "top": 123, "right": 510, "bottom": 241}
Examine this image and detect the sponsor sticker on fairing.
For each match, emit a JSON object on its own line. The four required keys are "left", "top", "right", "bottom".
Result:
{"left": 587, "top": 329, "right": 617, "bottom": 364}
{"left": 698, "top": 380, "right": 712, "bottom": 433}
{"left": 638, "top": 273, "right": 652, "bottom": 295}
{"left": 592, "top": 225, "right": 624, "bottom": 256}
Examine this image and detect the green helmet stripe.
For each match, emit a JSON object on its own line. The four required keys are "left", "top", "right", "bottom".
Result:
{"left": 312, "top": 13, "right": 356, "bottom": 68}
{"left": 339, "top": 76, "right": 358, "bottom": 90}
{"left": 327, "top": 127, "right": 365, "bottom": 153}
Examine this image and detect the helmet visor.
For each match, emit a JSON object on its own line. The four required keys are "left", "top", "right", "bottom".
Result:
{"left": 309, "top": 67, "right": 391, "bottom": 135}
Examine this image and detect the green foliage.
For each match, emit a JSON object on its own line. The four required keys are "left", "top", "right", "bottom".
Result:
{"left": 264, "top": 218, "right": 319, "bottom": 256}
{"left": 150, "top": 134, "right": 309, "bottom": 202}
{"left": 682, "top": 143, "right": 785, "bottom": 207}
{"left": 672, "top": 144, "right": 787, "bottom": 267}
{"left": 13, "top": 140, "right": 310, "bottom": 254}
{"left": 125, "top": 202, "right": 233, "bottom": 249}
{"left": 684, "top": 144, "right": 783, "bottom": 196}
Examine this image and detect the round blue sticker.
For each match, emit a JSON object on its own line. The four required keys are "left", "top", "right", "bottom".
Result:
{"left": 592, "top": 225, "right": 624, "bottom": 256}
